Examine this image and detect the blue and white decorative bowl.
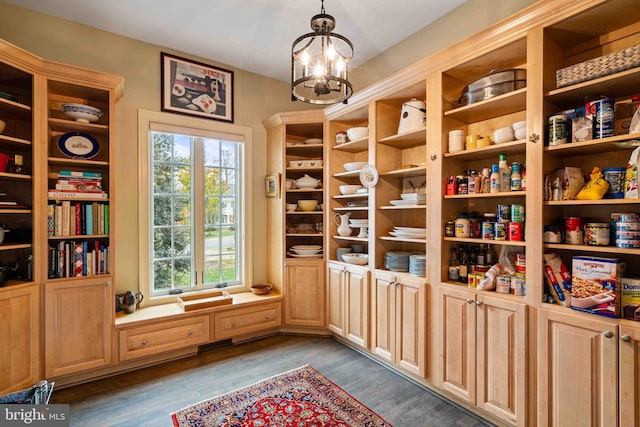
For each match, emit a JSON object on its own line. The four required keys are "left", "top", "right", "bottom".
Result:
{"left": 61, "top": 103, "right": 103, "bottom": 123}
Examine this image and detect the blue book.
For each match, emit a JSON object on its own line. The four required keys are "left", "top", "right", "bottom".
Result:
{"left": 85, "top": 204, "right": 93, "bottom": 235}
{"left": 59, "top": 170, "right": 102, "bottom": 178}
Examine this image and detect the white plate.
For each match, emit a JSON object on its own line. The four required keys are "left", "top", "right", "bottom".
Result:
{"left": 400, "top": 192, "right": 426, "bottom": 200}
{"left": 304, "top": 138, "right": 323, "bottom": 144}
{"left": 389, "top": 199, "right": 426, "bottom": 206}
{"left": 291, "top": 245, "right": 322, "bottom": 250}
{"left": 192, "top": 93, "right": 217, "bottom": 114}
{"left": 359, "top": 164, "right": 379, "bottom": 188}
{"left": 393, "top": 227, "right": 427, "bottom": 233}
{"left": 389, "top": 231, "right": 426, "bottom": 239}
{"left": 288, "top": 253, "right": 323, "bottom": 258}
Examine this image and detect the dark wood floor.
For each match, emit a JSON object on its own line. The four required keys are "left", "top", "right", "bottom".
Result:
{"left": 51, "top": 334, "right": 493, "bottom": 427}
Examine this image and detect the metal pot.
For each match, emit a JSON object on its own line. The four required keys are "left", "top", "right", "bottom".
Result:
{"left": 458, "top": 69, "right": 526, "bottom": 106}
{"left": 397, "top": 98, "right": 426, "bottom": 134}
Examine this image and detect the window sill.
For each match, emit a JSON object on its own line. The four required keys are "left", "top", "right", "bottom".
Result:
{"left": 115, "top": 290, "right": 283, "bottom": 328}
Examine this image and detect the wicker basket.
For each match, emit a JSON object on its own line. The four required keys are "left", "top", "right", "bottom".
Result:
{"left": 251, "top": 283, "right": 273, "bottom": 296}
{"left": 556, "top": 44, "right": 640, "bottom": 88}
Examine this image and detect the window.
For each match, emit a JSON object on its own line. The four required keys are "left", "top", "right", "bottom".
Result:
{"left": 139, "top": 110, "right": 252, "bottom": 300}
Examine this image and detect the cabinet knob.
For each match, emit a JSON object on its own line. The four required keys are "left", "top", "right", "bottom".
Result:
{"left": 104, "top": 281, "right": 111, "bottom": 287}
{"left": 141, "top": 340, "right": 147, "bottom": 346}
{"left": 621, "top": 335, "right": 632, "bottom": 343}
{"left": 231, "top": 322, "right": 237, "bottom": 328}
{"left": 187, "top": 331, "right": 193, "bottom": 336}
{"left": 603, "top": 331, "right": 614, "bottom": 339}
{"left": 475, "top": 301, "right": 483, "bottom": 306}
{"left": 466, "top": 299, "right": 473, "bottom": 304}
{"left": 430, "top": 154, "right": 437, "bottom": 161}
{"left": 265, "top": 315, "right": 271, "bottom": 320}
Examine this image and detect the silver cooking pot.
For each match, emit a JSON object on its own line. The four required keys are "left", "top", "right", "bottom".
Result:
{"left": 458, "top": 68, "right": 526, "bottom": 106}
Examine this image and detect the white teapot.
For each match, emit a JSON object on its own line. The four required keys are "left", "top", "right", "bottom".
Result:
{"left": 334, "top": 213, "right": 352, "bottom": 237}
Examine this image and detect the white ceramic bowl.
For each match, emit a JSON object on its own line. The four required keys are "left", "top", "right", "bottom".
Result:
{"left": 291, "top": 248, "right": 322, "bottom": 255}
{"left": 343, "top": 161, "right": 367, "bottom": 172}
{"left": 346, "top": 127, "right": 368, "bottom": 141}
{"left": 342, "top": 253, "right": 369, "bottom": 265}
{"left": 61, "top": 103, "right": 103, "bottom": 123}
{"left": 0, "top": 119, "right": 5, "bottom": 134}
{"left": 349, "top": 219, "right": 369, "bottom": 227}
{"left": 294, "top": 174, "right": 320, "bottom": 189}
{"left": 514, "top": 128, "right": 526, "bottom": 140}
{"left": 493, "top": 126, "right": 515, "bottom": 144}
{"left": 400, "top": 192, "right": 426, "bottom": 200}
{"left": 512, "top": 120, "right": 526, "bottom": 130}
{"left": 339, "top": 185, "right": 363, "bottom": 195}
{"left": 297, "top": 199, "right": 318, "bottom": 211}
{"left": 291, "top": 245, "right": 322, "bottom": 250}
{"left": 286, "top": 203, "right": 297, "bottom": 212}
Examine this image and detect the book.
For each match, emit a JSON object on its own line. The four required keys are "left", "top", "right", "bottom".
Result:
{"left": 75, "top": 203, "right": 81, "bottom": 235}
{"left": 85, "top": 204, "right": 93, "bottom": 235}
{"left": 47, "top": 204, "right": 55, "bottom": 236}
{"left": 61, "top": 201, "right": 70, "bottom": 236}
{"left": 59, "top": 170, "right": 102, "bottom": 178}
{"left": 74, "top": 242, "right": 83, "bottom": 277}
{"left": 48, "top": 191, "right": 108, "bottom": 199}
{"left": 54, "top": 205, "right": 62, "bottom": 236}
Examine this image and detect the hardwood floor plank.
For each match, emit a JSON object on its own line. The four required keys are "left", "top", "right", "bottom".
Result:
{"left": 51, "top": 335, "right": 493, "bottom": 426}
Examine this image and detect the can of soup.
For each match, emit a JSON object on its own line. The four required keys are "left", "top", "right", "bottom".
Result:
{"left": 588, "top": 98, "right": 615, "bottom": 139}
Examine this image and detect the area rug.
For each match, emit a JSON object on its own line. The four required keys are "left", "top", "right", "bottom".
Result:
{"left": 171, "top": 365, "right": 392, "bottom": 426}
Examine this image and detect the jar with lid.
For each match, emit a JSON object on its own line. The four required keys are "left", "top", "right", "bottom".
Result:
{"left": 444, "top": 219, "right": 456, "bottom": 237}
{"left": 12, "top": 154, "right": 24, "bottom": 174}
{"left": 468, "top": 170, "right": 479, "bottom": 194}
{"left": 481, "top": 213, "right": 496, "bottom": 239}
{"left": 456, "top": 175, "right": 468, "bottom": 195}
{"left": 480, "top": 168, "right": 491, "bottom": 193}
{"left": 469, "top": 213, "right": 481, "bottom": 238}
{"left": 454, "top": 214, "right": 471, "bottom": 238}
{"left": 510, "top": 162, "right": 521, "bottom": 191}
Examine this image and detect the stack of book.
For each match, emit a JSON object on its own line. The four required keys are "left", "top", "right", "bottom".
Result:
{"left": 47, "top": 170, "right": 107, "bottom": 199}
{"left": 48, "top": 240, "right": 110, "bottom": 278}
{"left": 47, "top": 201, "right": 109, "bottom": 236}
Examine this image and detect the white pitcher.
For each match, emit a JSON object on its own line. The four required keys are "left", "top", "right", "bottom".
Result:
{"left": 334, "top": 213, "right": 352, "bottom": 237}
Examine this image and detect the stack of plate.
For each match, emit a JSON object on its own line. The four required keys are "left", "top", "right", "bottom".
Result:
{"left": 384, "top": 251, "right": 412, "bottom": 272}
{"left": 388, "top": 227, "right": 426, "bottom": 239}
{"left": 289, "top": 245, "right": 323, "bottom": 258}
{"left": 409, "top": 254, "right": 427, "bottom": 277}
{"left": 390, "top": 193, "right": 426, "bottom": 206}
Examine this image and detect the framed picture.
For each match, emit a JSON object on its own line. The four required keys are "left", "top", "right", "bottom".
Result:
{"left": 161, "top": 52, "right": 233, "bottom": 123}
{"left": 265, "top": 174, "right": 280, "bottom": 198}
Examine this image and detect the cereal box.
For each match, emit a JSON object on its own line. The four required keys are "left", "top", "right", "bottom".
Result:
{"left": 571, "top": 256, "right": 624, "bottom": 318}
{"left": 621, "top": 276, "right": 640, "bottom": 321}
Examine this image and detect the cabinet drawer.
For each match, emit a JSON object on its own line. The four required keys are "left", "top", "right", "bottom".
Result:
{"left": 214, "top": 303, "right": 281, "bottom": 340}
{"left": 119, "top": 315, "right": 210, "bottom": 361}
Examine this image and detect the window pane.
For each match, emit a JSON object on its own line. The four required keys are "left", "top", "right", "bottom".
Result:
{"left": 153, "top": 227, "right": 171, "bottom": 258}
{"left": 174, "top": 258, "right": 192, "bottom": 288}
{"left": 204, "top": 139, "right": 220, "bottom": 166}
{"left": 153, "top": 133, "right": 172, "bottom": 162}
{"left": 153, "top": 195, "right": 172, "bottom": 225}
{"left": 173, "top": 196, "right": 191, "bottom": 225}
{"left": 153, "top": 260, "right": 172, "bottom": 290}
{"left": 173, "top": 227, "right": 191, "bottom": 257}
{"left": 153, "top": 163, "right": 172, "bottom": 193}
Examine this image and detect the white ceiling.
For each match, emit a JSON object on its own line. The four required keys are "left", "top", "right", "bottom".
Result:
{"left": 6, "top": 0, "right": 468, "bottom": 82}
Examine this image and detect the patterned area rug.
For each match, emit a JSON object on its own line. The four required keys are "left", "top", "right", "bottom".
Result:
{"left": 171, "top": 365, "right": 392, "bottom": 426}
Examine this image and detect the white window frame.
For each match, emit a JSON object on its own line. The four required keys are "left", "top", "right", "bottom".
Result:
{"left": 138, "top": 109, "right": 253, "bottom": 304}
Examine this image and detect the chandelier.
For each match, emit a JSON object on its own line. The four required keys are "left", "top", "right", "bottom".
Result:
{"left": 291, "top": 0, "right": 354, "bottom": 105}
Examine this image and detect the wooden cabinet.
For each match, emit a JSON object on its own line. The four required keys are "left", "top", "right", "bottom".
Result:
{"left": 44, "top": 276, "right": 113, "bottom": 377}
{"left": 538, "top": 308, "right": 618, "bottom": 427}
{"left": 213, "top": 302, "right": 281, "bottom": 340}
{"left": 371, "top": 270, "right": 426, "bottom": 377}
{"left": 620, "top": 322, "right": 640, "bottom": 427}
{"left": 284, "top": 259, "right": 325, "bottom": 327}
{"left": 264, "top": 111, "right": 326, "bottom": 329}
{"left": 326, "top": 260, "right": 369, "bottom": 348}
{"left": 118, "top": 315, "right": 210, "bottom": 361}
{"left": 0, "top": 283, "right": 40, "bottom": 394}
{"left": 437, "top": 284, "right": 527, "bottom": 426}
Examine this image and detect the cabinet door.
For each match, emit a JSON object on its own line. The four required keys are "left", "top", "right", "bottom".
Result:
{"left": 44, "top": 277, "right": 113, "bottom": 377}
{"left": 371, "top": 271, "right": 395, "bottom": 362}
{"left": 284, "top": 260, "right": 325, "bottom": 327}
{"left": 396, "top": 276, "right": 426, "bottom": 377}
{"left": 345, "top": 265, "right": 369, "bottom": 349}
{"left": 437, "top": 285, "right": 476, "bottom": 403}
{"left": 326, "top": 262, "right": 345, "bottom": 335}
{"left": 476, "top": 294, "right": 527, "bottom": 426}
{"left": 0, "top": 284, "right": 40, "bottom": 394}
{"left": 620, "top": 322, "right": 640, "bottom": 427}
{"left": 538, "top": 308, "right": 618, "bottom": 427}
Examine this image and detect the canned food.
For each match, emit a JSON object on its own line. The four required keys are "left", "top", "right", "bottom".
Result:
{"left": 612, "top": 213, "right": 639, "bottom": 222}
{"left": 515, "top": 254, "right": 526, "bottom": 274}
{"left": 588, "top": 98, "right": 615, "bottom": 139}
{"left": 511, "top": 276, "right": 526, "bottom": 296}
{"left": 468, "top": 273, "right": 478, "bottom": 289}
{"left": 548, "top": 114, "right": 567, "bottom": 145}
{"left": 496, "top": 275, "right": 511, "bottom": 293}
{"left": 616, "top": 240, "right": 640, "bottom": 248}
{"left": 473, "top": 265, "right": 490, "bottom": 274}
{"left": 584, "top": 222, "right": 610, "bottom": 246}
{"left": 497, "top": 205, "right": 510, "bottom": 222}
{"left": 494, "top": 222, "right": 507, "bottom": 240}
{"left": 602, "top": 167, "right": 626, "bottom": 199}
{"left": 544, "top": 224, "right": 562, "bottom": 243}
{"left": 511, "top": 204, "right": 525, "bottom": 223}
{"left": 616, "top": 231, "right": 640, "bottom": 239}
{"left": 508, "top": 222, "right": 524, "bottom": 241}
{"left": 616, "top": 222, "right": 640, "bottom": 231}
{"left": 481, "top": 222, "right": 494, "bottom": 239}
{"left": 565, "top": 217, "right": 583, "bottom": 244}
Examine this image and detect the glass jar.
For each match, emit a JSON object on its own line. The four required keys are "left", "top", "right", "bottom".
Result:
{"left": 455, "top": 214, "right": 471, "bottom": 238}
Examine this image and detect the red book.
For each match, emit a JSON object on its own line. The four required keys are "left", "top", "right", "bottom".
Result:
{"left": 75, "top": 203, "right": 81, "bottom": 235}
{"left": 74, "top": 242, "right": 84, "bottom": 277}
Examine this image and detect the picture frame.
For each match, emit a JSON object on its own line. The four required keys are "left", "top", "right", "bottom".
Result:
{"left": 161, "top": 52, "right": 234, "bottom": 123}
{"left": 265, "top": 174, "right": 280, "bottom": 198}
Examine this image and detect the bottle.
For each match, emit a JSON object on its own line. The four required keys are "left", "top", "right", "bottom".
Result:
{"left": 476, "top": 245, "right": 486, "bottom": 266}
{"left": 490, "top": 164, "right": 500, "bottom": 193}
{"left": 498, "top": 153, "right": 511, "bottom": 192}
{"left": 13, "top": 154, "right": 24, "bottom": 174}
{"left": 458, "top": 246, "right": 469, "bottom": 284}
{"left": 511, "top": 162, "right": 522, "bottom": 191}
{"left": 485, "top": 244, "right": 496, "bottom": 265}
{"left": 468, "top": 170, "right": 478, "bottom": 194}
{"left": 521, "top": 162, "right": 527, "bottom": 191}
{"left": 448, "top": 248, "right": 460, "bottom": 282}
{"left": 480, "top": 167, "right": 491, "bottom": 193}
